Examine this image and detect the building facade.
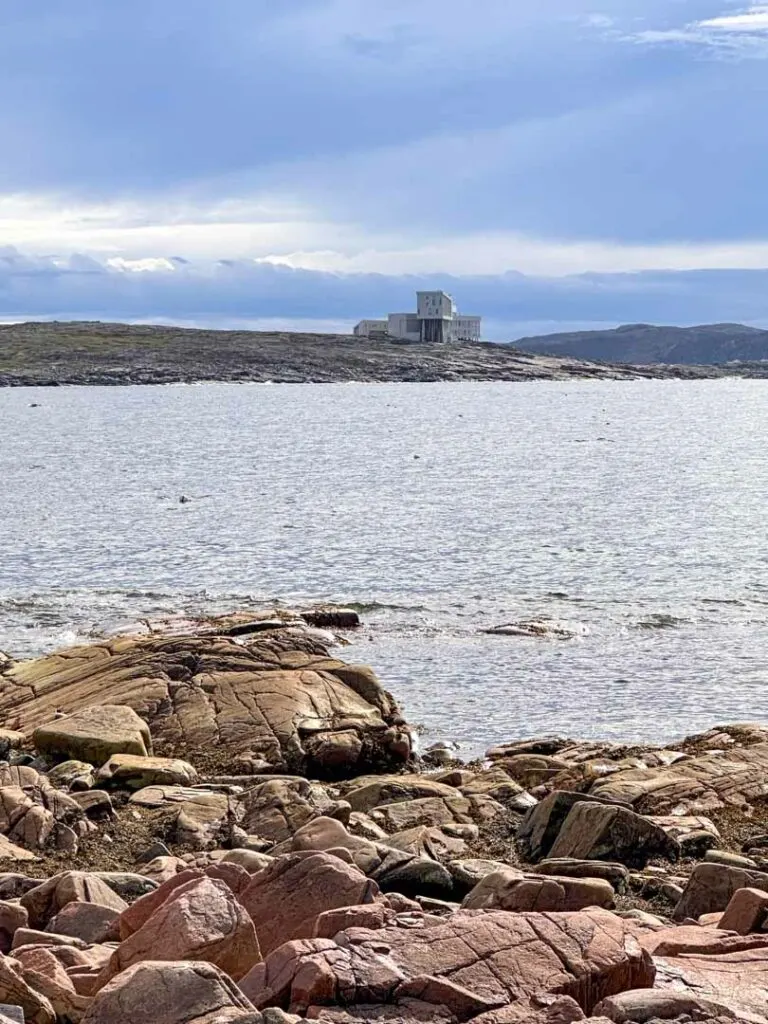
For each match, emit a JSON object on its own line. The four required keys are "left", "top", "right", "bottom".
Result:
{"left": 354, "top": 291, "right": 481, "bottom": 343}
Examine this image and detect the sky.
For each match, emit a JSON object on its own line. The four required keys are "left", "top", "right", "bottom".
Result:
{"left": 2, "top": 1, "right": 768, "bottom": 339}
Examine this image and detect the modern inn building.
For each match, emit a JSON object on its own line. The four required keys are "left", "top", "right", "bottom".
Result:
{"left": 354, "top": 291, "right": 482, "bottom": 343}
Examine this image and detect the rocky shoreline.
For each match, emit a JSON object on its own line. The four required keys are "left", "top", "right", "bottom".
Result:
{"left": 2, "top": 321, "right": 767, "bottom": 386}
{"left": 0, "top": 611, "right": 765, "bottom": 1021}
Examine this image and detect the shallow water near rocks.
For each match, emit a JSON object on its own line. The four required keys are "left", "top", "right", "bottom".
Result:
{"left": 1, "top": 379, "right": 767, "bottom": 758}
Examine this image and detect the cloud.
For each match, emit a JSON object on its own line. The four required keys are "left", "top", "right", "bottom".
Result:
{"left": 627, "top": 4, "right": 768, "bottom": 56}
{"left": 2, "top": 245, "right": 768, "bottom": 341}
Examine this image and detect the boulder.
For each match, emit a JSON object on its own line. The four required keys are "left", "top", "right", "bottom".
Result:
{"left": 0, "top": 903, "right": 27, "bottom": 954}
{"left": 99, "top": 876, "right": 260, "bottom": 987}
{"left": 674, "top": 862, "right": 768, "bottom": 921}
{"left": 0, "top": 766, "right": 85, "bottom": 853}
{"left": 0, "top": 634, "right": 412, "bottom": 776}
{"left": 547, "top": 803, "right": 680, "bottom": 869}
{"left": 238, "top": 779, "right": 349, "bottom": 845}
{"left": 33, "top": 705, "right": 152, "bottom": 764}
{"left": 0, "top": 836, "right": 38, "bottom": 862}
{"left": 47, "top": 760, "right": 96, "bottom": 792}
{"left": 718, "top": 887, "right": 768, "bottom": 935}
{"left": 241, "top": 908, "right": 654, "bottom": 1016}
{"left": 0, "top": 954, "right": 56, "bottom": 1024}
{"left": 21, "top": 872, "right": 128, "bottom": 929}
{"left": 12, "top": 944, "right": 90, "bottom": 1022}
{"left": 239, "top": 852, "right": 379, "bottom": 956}
{"left": 459, "top": 768, "right": 534, "bottom": 810}
{"left": 47, "top": 902, "right": 119, "bottom": 944}
{"left": 530, "top": 860, "right": 629, "bottom": 892}
{"left": 462, "top": 869, "right": 615, "bottom": 912}
{"left": 517, "top": 792, "right": 626, "bottom": 863}
{"left": 80, "top": 960, "right": 260, "bottom": 1024}
{"left": 95, "top": 754, "right": 198, "bottom": 788}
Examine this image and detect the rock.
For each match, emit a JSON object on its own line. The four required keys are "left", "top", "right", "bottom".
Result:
{"left": 547, "top": 802, "right": 680, "bottom": 869}
{"left": 313, "top": 903, "right": 395, "bottom": 938}
{"left": 47, "top": 902, "right": 120, "bottom": 944}
{"left": 238, "top": 779, "right": 349, "bottom": 845}
{"left": 99, "top": 875, "right": 261, "bottom": 987}
{"left": 517, "top": 791, "right": 627, "bottom": 863}
{"left": 462, "top": 869, "right": 615, "bottom": 912}
{"left": 46, "top": 760, "right": 96, "bottom": 791}
{"left": 0, "top": 877, "right": 44, "bottom": 901}
{"left": 492, "top": 754, "right": 570, "bottom": 789}
{"left": 239, "top": 852, "right": 379, "bottom": 956}
{"left": 590, "top": 740, "right": 768, "bottom": 814}
{"left": 136, "top": 840, "right": 172, "bottom": 864}
{"left": 221, "top": 849, "right": 273, "bottom": 873}
{"left": 1, "top": 634, "right": 412, "bottom": 776}
{"left": 449, "top": 859, "right": 516, "bottom": 891}
{"left": 385, "top": 825, "right": 468, "bottom": 861}
{"left": 718, "top": 887, "right": 768, "bottom": 935}
{"left": 240, "top": 908, "right": 654, "bottom": 1016}
{"left": 13, "top": 943, "right": 90, "bottom": 1022}
{"left": 343, "top": 777, "right": 461, "bottom": 813}
{"left": 70, "top": 790, "right": 114, "bottom": 820}
{"left": 95, "top": 753, "right": 198, "bottom": 788}
{"left": 80, "top": 960, "right": 260, "bottom": 1024}
{"left": 0, "top": 766, "right": 85, "bottom": 853}
{"left": 706, "top": 849, "right": 758, "bottom": 868}
{"left": 301, "top": 608, "right": 361, "bottom": 629}
{"left": 286, "top": 816, "right": 381, "bottom": 873}
{"left": 0, "top": 954, "right": 56, "bottom": 1024}
{"left": 594, "top": 988, "right": 740, "bottom": 1023}
{"left": 370, "top": 794, "right": 502, "bottom": 832}
{"left": 91, "top": 871, "right": 158, "bottom": 901}
{"left": 21, "top": 872, "right": 128, "bottom": 929}
{"left": 674, "top": 862, "right": 768, "bottom": 921}
{"left": 0, "top": 1006, "right": 23, "bottom": 1024}
{"left": 654, "top": 942, "right": 768, "bottom": 1022}
{"left": 0, "top": 902, "right": 28, "bottom": 954}
{"left": 33, "top": 704, "right": 153, "bottom": 766}
{"left": 0, "top": 835, "right": 40, "bottom": 862}
{"left": 530, "top": 859, "right": 629, "bottom": 892}
{"left": 459, "top": 768, "right": 534, "bottom": 810}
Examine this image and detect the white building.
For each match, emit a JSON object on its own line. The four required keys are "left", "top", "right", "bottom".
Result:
{"left": 354, "top": 291, "right": 481, "bottom": 343}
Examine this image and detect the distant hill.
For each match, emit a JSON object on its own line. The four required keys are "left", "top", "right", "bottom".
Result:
{"left": 516, "top": 323, "right": 768, "bottom": 365}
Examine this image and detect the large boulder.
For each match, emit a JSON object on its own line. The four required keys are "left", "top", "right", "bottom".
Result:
{"left": 0, "top": 954, "right": 56, "bottom": 1024}
{"left": 517, "top": 792, "right": 626, "bottom": 863}
{"left": 98, "top": 876, "right": 261, "bottom": 987}
{"left": 673, "top": 862, "right": 768, "bottom": 921}
{"left": 237, "top": 779, "right": 349, "bottom": 844}
{"left": 547, "top": 803, "right": 680, "bottom": 869}
{"left": 239, "top": 852, "right": 379, "bottom": 956}
{"left": 21, "top": 872, "right": 128, "bottom": 930}
{"left": 81, "top": 960, "right": 260, "bottom": 1024}
{"left": 241, "top": 908, "right": 655, "bottom": 1016}
{"left": 0, "top": 634, "right": 412, "bottom": 776}
{"left": 32, "top": 705, "right": 152, "bottom": 764}
{"left": 0, "top": 766, "right": 86, "bottom": 854}
{"left": 462, "top": 869, "right": 615, "bottom": 912}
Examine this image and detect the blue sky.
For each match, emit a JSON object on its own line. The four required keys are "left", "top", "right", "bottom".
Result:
{"left": 2, "top": 1, "right": 768, "bottom": 338}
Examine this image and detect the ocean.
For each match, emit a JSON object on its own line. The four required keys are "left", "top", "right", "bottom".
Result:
{"left": 2, "top": 379, "right": 767, "bottom": 758}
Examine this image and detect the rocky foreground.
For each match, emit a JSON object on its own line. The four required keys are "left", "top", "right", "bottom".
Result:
{"left": 0, "top": 321, "right": 759, "bottom": 386}
{"left": 0, "top": 614, "right": 766, "bottom": 1021}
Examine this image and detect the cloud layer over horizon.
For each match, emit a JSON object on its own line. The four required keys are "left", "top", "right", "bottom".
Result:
{"left": 2, "top": 1, "right": 768, "bottom": 332}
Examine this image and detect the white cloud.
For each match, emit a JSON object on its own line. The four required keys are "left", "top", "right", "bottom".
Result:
{"left": 626, "top": 4, "right": 768, "bottom": 55}
{"left": 4, "top": 191, "right": 768, "bottom": 279}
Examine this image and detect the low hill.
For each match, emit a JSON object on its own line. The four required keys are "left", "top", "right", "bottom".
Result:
{"left": 516, "top": 322, "right": 768, "bottom": 365}
{"left": 0, "top": 319, "right": 766, "bottom": 384}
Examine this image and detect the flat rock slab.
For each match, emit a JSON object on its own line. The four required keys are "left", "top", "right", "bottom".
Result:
{"left": 33, "top": 704, "right": 152, "bottom": 764}
{"left": 0, "top": 635, "right": 412, "bottom": 776}
{"left": 590, "top": 743, "right": 768, "bottom": 814}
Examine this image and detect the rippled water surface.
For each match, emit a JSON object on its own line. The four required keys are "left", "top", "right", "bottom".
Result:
{"left": 1, "top": 380, "right": 768, "bottom": 756}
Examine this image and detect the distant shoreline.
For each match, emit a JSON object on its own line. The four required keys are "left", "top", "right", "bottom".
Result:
{"left": 2, "top": 320, "right": 767, "bottom": 385}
